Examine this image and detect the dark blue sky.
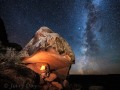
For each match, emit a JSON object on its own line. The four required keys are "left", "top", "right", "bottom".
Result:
{"left": 0, "top": 0, "right": 120, "bottom": 74}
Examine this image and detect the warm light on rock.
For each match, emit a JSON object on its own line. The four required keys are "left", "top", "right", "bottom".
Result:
{"left": 40, "top": 65, "right": 46, "bottom": 71}
{"left": 21, "top": 27, "right": 75, "bottom": 80}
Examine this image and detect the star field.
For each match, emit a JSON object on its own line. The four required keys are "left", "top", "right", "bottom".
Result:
{"left": 0, "top": 0, "right": 120, "bottom": 74}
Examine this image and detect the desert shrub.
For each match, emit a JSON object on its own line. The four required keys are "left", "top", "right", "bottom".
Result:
{"left": 0, "top": 63, "right": 40, "bottom": 90}
{"left": 0, "top": 47, "right": 29, "bottom": 64}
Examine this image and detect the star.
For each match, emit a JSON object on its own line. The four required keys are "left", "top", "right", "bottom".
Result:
{"left": 0, "top": 0, "right": 120, "bottom": 74}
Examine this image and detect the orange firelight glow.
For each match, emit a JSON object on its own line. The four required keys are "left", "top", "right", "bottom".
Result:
{"left": 40, "top": 65, "right": 46, "bottom": 71}
{"left": 22, "top": 51, "right": 71, "bottom": 70}
{"left": 22, "top": 51, "right": 72, "bottom": 79}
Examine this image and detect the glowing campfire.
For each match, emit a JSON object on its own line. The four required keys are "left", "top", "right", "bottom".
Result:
{"left": 40, "top": 65, "right": 46, "bottom": 71}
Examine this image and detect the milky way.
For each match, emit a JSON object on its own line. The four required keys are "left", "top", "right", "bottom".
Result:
{"left": 70, "top": 0, "right": 120, "bottom": 74}
{"left": 0, "top": 0, "right": 120, "bottom": 74}
{"left": 85, "top": 0, "right": 99, "bottom": 55}
{"left": 70, "top": 0, "right": 101, "bottom": 74}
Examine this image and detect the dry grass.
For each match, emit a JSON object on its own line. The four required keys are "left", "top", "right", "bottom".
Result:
{"left": 0, "top": 47, "right": 29, "bottom": 64}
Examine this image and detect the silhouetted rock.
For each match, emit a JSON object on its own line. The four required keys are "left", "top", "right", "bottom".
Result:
{"left": 0, "top": 18, "right": 9, "bottom": 46}
{"left": 0, "top": 18, "right": 22, "bottom": 51}
{"left": 8, "top": 43, "right": 22, "bottom": 51}
{"left": 0, "top": 63, "right": 40, "bottom": 90}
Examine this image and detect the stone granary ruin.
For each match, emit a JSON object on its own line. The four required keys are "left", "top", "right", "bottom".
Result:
{"left": 22, "top": 27, "right": 75, "bottom": 89}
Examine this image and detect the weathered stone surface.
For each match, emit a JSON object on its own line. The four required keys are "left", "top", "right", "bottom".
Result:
{"left": 23, "top": 26, "right": 75, "bottom": 64}
{"left": 22, "top": 26, "right": 75, "bottom": 81}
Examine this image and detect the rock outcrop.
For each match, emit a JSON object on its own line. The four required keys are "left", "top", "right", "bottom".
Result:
{"left": 22, "top": 26, "right": 75, "bottom": 87}
{"left": 0, "top": 18, "right": 22, "bottom": 51}
{"left": 23, "top": 26, "right": 75, "bottom": 63}
{"left": 0, "top": 18, "right": 9, "bottom": 46}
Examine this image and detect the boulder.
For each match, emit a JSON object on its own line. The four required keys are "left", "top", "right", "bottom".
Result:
{"left": 22, "top": 27, "right": 75, "bottom": 80}
{"left": 23, "top": 26, "right": 75, "bottom": 63}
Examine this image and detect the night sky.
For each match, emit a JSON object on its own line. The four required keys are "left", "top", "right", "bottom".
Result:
{"left": 0, "top": 0, "right": 120, "bottom": 74}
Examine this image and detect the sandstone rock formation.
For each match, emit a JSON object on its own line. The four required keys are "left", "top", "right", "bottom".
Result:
{"left": 22, "top": 26, "right": 75, "bottom": 81}
{"left": 23, "top": 26, "right": 75, "bottom": 63}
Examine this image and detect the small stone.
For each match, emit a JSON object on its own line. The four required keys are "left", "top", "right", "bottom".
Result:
{"left": 45, "top": 73, "right": 57, "bottom": 82}
{"left": 51, "top": 81, "right": 63, "bottom": 90}
{"left": 63, "top": 79, "right": 69, "bottom": 87}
